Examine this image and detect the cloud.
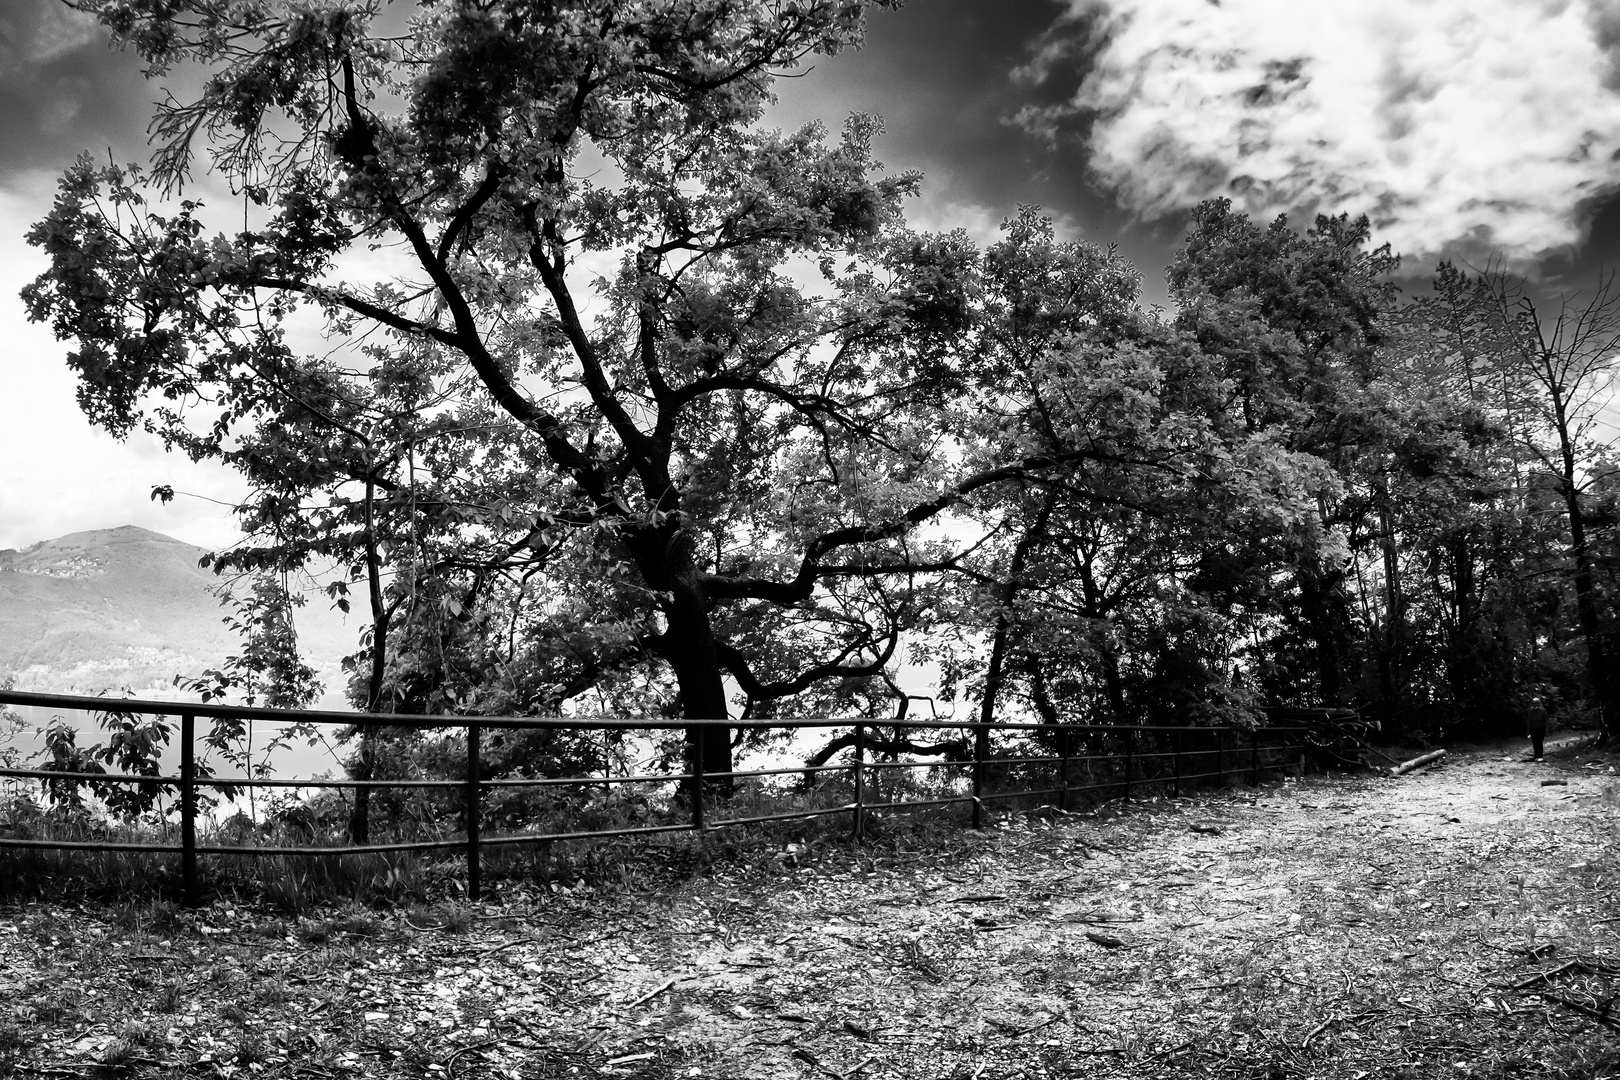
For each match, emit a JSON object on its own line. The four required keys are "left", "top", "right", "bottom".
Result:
{"left": 0, "top": 2, "right": 101, "bottom": 74}
{"left": 0, "top": 0, "right": 153, "bottom": 181}
{"left": 1018, "top": 0, "right": 1620, "bottom": 268}
{"left": 0, "top": 181, "right": 245, "bottom": 552}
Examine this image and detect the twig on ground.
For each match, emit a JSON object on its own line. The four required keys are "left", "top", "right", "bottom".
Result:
{"left": 445, "top": 1040, "right": 496, "bottom": 1080}
{"left": 842, "top": 1053, "right": 877, "bottom": 1078}
{"left": 1538, "top": 994, "right": 1620, "bottom": 1032}
{"left": 604, "top": 1051, "right": 656, "bottom": 1067}
{"left": 1016, "top": 1013, "right": 1065, "bottom": 1037}
{"left": 627, "top": 973, "right": 697, "bottom": 1008}
{"left": 1509, "top": 961, "right": 1587, "bottom": 991}
{"left": 1302, "top": 1016, "right": 1337, "bottom": 1048}
{"left": 792, "top": 1048, "right": 842, "bottom": 1079}
{"left": 1149, "top": 1041, "right": 1195, "bottom": 1060}
{"left": 473, "top": 937, "right": 532, "bottom": 958}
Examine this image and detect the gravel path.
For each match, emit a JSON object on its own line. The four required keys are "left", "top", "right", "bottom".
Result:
{"left": 3, "top": 738, "right": 1617, "bottom": 1079}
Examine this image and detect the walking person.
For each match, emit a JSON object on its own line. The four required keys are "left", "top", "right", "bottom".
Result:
{"left": 1526, "top": 695, "right": 1549, "bottom": 761}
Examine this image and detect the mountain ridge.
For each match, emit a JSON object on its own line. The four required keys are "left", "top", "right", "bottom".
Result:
{"left": 0, "top": 526, "right": 352, "bottom": 700}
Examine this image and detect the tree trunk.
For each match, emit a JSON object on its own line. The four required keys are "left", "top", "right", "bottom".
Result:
{"left": 1297, "top": 560, "right": 1348, "bottom": 706}
{"left": 663, "top": 574, "right": 734, "bottom": 800}
{"left": 1094, "top": 632, "right": 1128, "bottom": 722}
{"left": 1377, "top": 498, "right": 1404, "bottom": 735}
{"left": 1548, "top": 379, "right": 1617, "bottom": 741}
{"left": 978, "top": 494, "right": 1057, "bottom": 735}
{"left": 1563, "top": 483, "right": 1615, "bottom": 742}
{"left": 349, "top": 470, "right": 388, "bottom": 846}
{"left": 1076, "top": 548, "right": 1127, "bottom": 721}
{"left": 1025, "top": 657, "right": 1061, "bottom": 726}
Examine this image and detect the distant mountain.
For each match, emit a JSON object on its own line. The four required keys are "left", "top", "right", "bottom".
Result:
{"left": 0, "top": 526, "right": 353, "bottom": 701}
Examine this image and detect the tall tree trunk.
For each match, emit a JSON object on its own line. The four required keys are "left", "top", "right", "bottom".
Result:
{"left": 665, "top": 574, "right": 734, "bottom": 800}
{"left": 1076, "top": 559, "right": 1128, "bottom": 721}
{"left": 1444, "top": 531, "right": 1479, "bottom": 730}
{"left": 978, "top": 494, "right": 1057, "bottom": 731}
{"left": 1377, "top": 496, "right": 1404, "bottom": 735}
{"left": 349, "top": 470, "right": 387, "bottom": 846}
{"left": 1546, "top": 377, "right": 1617, "bottom": 741}
{"left": 621, "top": 520, "right": 735, "bottom": 799}
{"left": 1025, "top": 657, "right": 1061, "bottom": 726}
{"left": 1562, "top": 478, "right": 1615, "bottom": 742}
{"left": 1297, "top": 560, "right": 1347, "bottom": 706}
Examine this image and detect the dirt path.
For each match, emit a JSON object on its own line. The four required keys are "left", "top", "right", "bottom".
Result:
{"left": 3, "top": 741, "right": 1618, "bottom": 1079}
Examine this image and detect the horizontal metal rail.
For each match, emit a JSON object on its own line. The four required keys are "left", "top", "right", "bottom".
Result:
{"left": 0, "top": 687, "right": 1312, "bottom": 735}
{"left": 0, "top": 687, "right": 1336, "bottom": 905}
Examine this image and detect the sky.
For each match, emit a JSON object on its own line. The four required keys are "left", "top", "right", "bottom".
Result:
{"left": 4, "top": 0, "right": 1620, "bottom": 552}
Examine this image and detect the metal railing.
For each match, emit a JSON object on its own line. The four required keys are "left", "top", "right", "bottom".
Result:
{"left": 0, "top": 688, "right": 1332, "bottom": 905}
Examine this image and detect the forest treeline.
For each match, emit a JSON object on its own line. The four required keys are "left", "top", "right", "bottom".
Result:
{"left": 16, "top": 1, "right": 1618, "bottom": 826}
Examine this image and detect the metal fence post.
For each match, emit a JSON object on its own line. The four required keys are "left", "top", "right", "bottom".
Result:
{"left": 1123, "top": 728, "right": 1134, "bottom": 800}
{"left": 1216, "top": 728, "right": 1225, "bottom": 789}
{"left": 1174, "top": 729, "right": 1182, "bottom": 798}
{"left": 1250, "top": 728, "right": 1260, "bottom": 786}
{"left": 1058, "top": 726, "right": 1071, "bottom": 812}
{"left": 180, "top": 712, "right": 198, "bottom": 908}
{"left": 971, "top": 721, "right": 986, "bottom": 829}
{"left": 466, "top": 722, "right": 482, "bottom": 901}
{"left": 692, "top": 729, "right": 706, "bottom": 832}
{"left": 852, "top": 722, "right": 865, "bottom": 840}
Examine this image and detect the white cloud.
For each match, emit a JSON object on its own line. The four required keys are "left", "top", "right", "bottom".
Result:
{"left": 0, "top": 177, "right": 245, "bottom": 552}
{"left": 1022, "top": 0, "right": 1620, "bottom": 267}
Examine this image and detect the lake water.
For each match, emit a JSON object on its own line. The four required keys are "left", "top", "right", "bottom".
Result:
{"left": 3, "top": 695, "right": 351, "bottom": 784}
{"left": 1, "top": 695, "right": 851, "bottom": 821}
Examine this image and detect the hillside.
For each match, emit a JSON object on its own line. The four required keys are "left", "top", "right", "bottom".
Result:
{"left": 0, "top": 526, "right": 352, "bottom": 697}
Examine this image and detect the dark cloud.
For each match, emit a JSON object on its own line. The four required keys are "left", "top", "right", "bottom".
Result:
{"left": 774, "top": 0, "right": 1185, "bottom": 293}
{"left": 0, "top": 0, "right": 153, "bottom": 180}
{"left": 1527, "top": 189, "right": 1620, "bottom": 286}
{"left": 0, "top": 0, "right": 1184, "bottom": 284}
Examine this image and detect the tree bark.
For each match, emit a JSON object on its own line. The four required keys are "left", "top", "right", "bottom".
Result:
{"left": 1562, "top": 481, "right": 1615, "bottom": 742}
{"left": 1297, "top": 559, "right": 1348, "bottom": 706}
{"left": 349, "top": 469, "right": 388, "bottom": 846}
{"left": 1077, "top": 558, "right": 1128, "bottom": 722}
{"left": 1376, "top": 496, "right": 1405, "bottom": 736}
{"left": 978, "top": 495, "right": 1056, "bottom": 730}
{"left": 799, "top": 728, "right": 968, "bottom": 789}
{"left": 661, "top": 568, "right": 735, "bottom": 800}
{"left": 1547, "top": 366, "right": 1617, "bottom": 742}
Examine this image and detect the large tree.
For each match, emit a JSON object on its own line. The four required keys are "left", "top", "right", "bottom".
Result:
{"left": 23, "top": 0, "right": 1180, "bottom": 797}
{"left": 1401, "top": 265, "right": 1620, "bottom": 742}
{"left": 931, "top": 207, "right": 1348, "bottom": 731}
{"left": 1166, "top": 200, "right": 1402, "bottom": 708}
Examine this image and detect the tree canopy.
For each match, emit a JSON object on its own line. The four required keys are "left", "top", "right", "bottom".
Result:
{"left": 22, "top": 0, "right": 1618, "bottom": 786}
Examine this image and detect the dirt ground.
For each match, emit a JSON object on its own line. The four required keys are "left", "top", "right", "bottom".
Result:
{"left": 2, "top": 737, "right": 1618, "bottom": 1080}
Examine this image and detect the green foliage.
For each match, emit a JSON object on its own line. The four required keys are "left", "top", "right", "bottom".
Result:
{"left": 13, "top": 0, "right": 1618, "bottom": 764}
{"left": 183, "top": 574, "right": 324, "bottom": 712}
{"left": 35, "top": 707, "right": 172, "bottom": 820}
{"left": 0, "top": 679, "right": 26, "bottom": 776}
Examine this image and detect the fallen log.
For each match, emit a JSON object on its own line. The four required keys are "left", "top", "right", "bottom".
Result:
{"left": 1390, "top": 749, "right": 1446, "bottom": 776}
